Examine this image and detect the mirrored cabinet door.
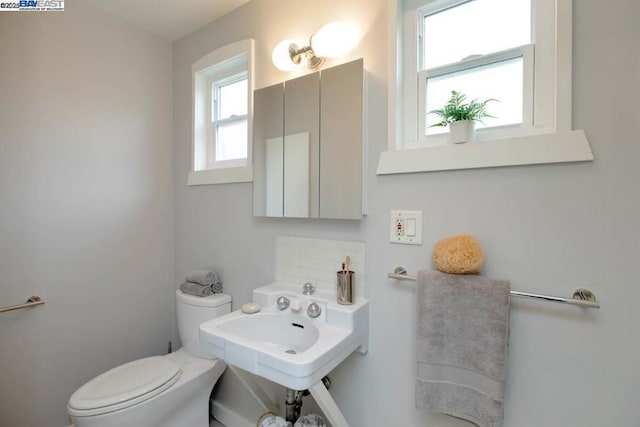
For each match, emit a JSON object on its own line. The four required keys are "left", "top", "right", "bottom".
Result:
{"left": 253, "top": 59, "right": 364, "bottom": 220}
{"left": 284, "top": 72, "right": 320, "bottom": 218}
{"left": 253, "top": 83, "right": 284, "bottom": 217}
{"left": 320, "top": 59, "right": 363, "bottom": 219}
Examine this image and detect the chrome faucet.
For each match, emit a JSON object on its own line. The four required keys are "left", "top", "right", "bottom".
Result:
{"left": 302, "top": 282, "right": 315, "bottom": 295}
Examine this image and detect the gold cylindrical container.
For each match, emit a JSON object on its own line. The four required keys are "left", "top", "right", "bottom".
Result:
{"left": 337, "top": 271, "right": 355, "bottom": 305}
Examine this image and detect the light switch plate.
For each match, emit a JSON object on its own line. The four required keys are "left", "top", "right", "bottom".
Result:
{"left": 389, "top": 210, "right": 423, "bottom": 245}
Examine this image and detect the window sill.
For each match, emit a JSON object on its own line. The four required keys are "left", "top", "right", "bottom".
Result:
{"left": 187, "top": 166, "right": 253, "bottom": 186}
{"left": 376, "top": 130, "right": 593, "bottom": 175}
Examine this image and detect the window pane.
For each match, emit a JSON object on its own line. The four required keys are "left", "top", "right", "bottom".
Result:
{"left": 216, "top": 78, "right": 247, "bottom": 120}
{"left": 423, "top": 0, "right": 530, "bottom": 70}
{"left": 425, "top": 57, "right": 523, "bottom": 135}
{"left": 216, "top": 120, "right": 247, "bottom": 161}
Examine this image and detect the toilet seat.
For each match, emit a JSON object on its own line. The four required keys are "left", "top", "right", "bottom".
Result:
{"left": 68, "top": 356, "right": 182, "bottom": 417}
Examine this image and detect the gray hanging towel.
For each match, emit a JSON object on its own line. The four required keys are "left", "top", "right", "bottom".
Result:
{"left": 415, "top": 270, "right": 511, "bottom": 427}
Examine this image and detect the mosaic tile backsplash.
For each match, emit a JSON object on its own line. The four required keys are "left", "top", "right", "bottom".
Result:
{"left": 276, "top": 237, "right": 366, "bottom": 298}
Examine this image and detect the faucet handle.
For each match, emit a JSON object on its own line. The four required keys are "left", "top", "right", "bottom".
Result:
{"left": 276, "top": 296, "right": 290, "bottom": 310}
{"left": 302, "top": 282, "right": 315, "bottom": 295}
{"left": 307, "top": 302, "right": 321, "bottom": 318}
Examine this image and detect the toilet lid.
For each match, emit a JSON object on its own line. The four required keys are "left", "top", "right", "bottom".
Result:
{"left": 68, "top": 356, "right": 182, "bottom": 417}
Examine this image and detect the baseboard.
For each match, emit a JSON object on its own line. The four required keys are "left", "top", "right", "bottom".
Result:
{"left": 211, "top": 400, "right": 255, "bottom": 427}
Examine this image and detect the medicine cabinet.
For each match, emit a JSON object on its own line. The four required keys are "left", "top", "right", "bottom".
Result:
{"left": 253, "top": 59, "right": 364, "bottom": 220}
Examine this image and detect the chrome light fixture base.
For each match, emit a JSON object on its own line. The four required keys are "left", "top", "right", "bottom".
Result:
{"left": 288, "top": 42, "right": 325, "bottom": 70}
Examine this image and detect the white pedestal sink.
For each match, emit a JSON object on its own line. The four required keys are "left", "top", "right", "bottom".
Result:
{"left": 199, "top": 282, "right": 369, "bottom": 426}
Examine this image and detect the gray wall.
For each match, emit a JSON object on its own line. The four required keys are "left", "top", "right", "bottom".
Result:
{"left": 0, "top": 0, "right": 636, "bottom": 425}
{"left": 0, "top": 2, "right": 174, "bottom": 426}
{"left": 173, "top": 0, "right": 640, "bottom": 425}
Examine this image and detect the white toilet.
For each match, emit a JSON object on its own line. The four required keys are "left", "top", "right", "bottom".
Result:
{"left": 68, "top": 290, "right": 231, "bottom": 427}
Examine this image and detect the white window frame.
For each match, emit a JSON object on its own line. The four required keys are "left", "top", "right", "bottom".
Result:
{"left": 189, "top": 39, "right": 254, "bottom": 186}
{"left": 210, "top": 72, "right": 249, "bottom": 169}
{"left": 378, "top": 0, "right": 593, "bottom": 175}
{"left": 415, "top": 44, "right": 535, "bottom": 148}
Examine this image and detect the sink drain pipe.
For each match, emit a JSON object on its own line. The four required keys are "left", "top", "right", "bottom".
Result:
{"left": 285, "top": 388, "right": 304, "bottom": 423}
{"left": 285, "top": 376, "right": 331, "bottom": 423}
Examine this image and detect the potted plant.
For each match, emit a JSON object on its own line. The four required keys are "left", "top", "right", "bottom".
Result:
{"left": 429, "top": 90, "right": 496, "bottom": 144}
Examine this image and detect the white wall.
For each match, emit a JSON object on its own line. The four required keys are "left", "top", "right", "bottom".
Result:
{"left": 173, "top": 0, "right": 640, "bottom": 425}
{"left": 0, "top": 2, "right": 174, "bottom": 426}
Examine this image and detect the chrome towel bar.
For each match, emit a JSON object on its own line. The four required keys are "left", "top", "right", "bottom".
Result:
{"left": 0, "top": 296, "right": 45, "bottom": 314}
{"left": 388, "top": 269, "right": 600, "bottom": 309}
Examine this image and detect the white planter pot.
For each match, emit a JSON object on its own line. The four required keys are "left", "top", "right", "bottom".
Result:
{"left": 449, "top": 120, "right": 475, "bottom": 144}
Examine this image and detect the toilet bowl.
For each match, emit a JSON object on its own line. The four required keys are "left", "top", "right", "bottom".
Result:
{"left": 68, "top": 291, "right": 231, "bottom": 427}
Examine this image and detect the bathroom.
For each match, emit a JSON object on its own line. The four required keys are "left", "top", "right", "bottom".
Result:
{"left": 0, "top": 0, "right": 639, "bottom": 426}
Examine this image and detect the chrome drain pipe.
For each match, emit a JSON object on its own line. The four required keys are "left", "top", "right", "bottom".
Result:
{"left": 285, "top": 388, "right": 304, "bottom": 423}
{"left": 285, "top": 376, "right": 331, "bottom": 423}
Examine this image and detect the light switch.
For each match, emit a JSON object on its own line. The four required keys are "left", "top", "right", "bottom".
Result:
{"left": 406, "top": 218, "right": 416, "bottom": 236}
{"left": 390, "top": 210, "right": 423, "bottom": 245}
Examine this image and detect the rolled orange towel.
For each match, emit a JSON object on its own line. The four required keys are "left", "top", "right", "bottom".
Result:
{"left": 432, "top": 235, "right": 483, "bottom": 275}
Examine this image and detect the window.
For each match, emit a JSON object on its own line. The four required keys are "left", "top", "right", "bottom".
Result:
{"left": 190, "top": 39, "right": 254, "bottom": 185}
{"left": 211, "top": 74, "right": 248, "bottom": 166}
{"left": 419, "top": 0, "right": 532, "bottom": 143}
{"left": 378, "top": 0, "right": 592, "bottom": 174}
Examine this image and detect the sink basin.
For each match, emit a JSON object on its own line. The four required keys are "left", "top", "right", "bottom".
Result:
{"left": 217, "top": 312, "right": 319, "bottom": 354}
{"left": 199, "top": 282, "right": 369, "bottom": 390}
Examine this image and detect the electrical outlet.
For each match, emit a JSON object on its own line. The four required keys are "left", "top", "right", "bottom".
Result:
{"left": 395, "top": 218, "right": 405, "bottom": 236}
{"left": 390, "top": 210, "right": 423, "bottom": 245}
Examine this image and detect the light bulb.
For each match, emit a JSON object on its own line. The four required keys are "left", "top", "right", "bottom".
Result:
{"left": 310, "top": 22, "right": 359, "bottom": 58}
{"left": 272, "top": 39, "right": 299, "bottom": 72}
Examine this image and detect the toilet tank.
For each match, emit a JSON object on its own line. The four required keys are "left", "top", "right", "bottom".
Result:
{"left": 176, "top": 290, "right": 232, "bottom": 359}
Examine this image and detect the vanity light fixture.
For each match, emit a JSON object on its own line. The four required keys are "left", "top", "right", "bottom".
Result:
{"left": 272, "top": 21, "right": 359, "bottom": 71}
